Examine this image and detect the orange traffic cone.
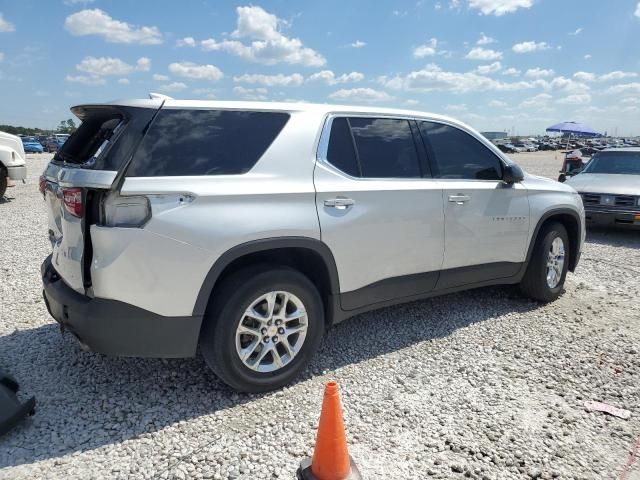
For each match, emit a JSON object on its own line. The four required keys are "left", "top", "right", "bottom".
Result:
{"left": 297, "top": 381, "right": 362, "bottom": 480}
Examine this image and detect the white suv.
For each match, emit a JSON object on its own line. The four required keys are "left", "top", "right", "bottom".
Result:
{"left": 41, "top": 99, "right": 585, "bottom": 392}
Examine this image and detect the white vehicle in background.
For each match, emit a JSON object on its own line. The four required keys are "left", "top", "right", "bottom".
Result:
{"left": 0, "top": 131, "right": 27, "bottom": 198}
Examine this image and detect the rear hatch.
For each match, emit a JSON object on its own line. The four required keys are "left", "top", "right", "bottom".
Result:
{"left": 42, "top": 101, "right": 160, "bottom": 294}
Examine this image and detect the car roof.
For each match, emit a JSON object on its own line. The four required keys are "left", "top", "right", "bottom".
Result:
{"left": 601, "top": 147, "right": 640, "bottom": 153}
{"left": 72, "top": 98, "right": 467, "bottom": 127}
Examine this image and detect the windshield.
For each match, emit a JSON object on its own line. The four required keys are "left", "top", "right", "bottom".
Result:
{"left": 581, "top": 151, "right": 640, "bottom": 175}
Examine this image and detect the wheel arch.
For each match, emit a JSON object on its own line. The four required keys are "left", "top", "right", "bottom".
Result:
{"left": 526, "top": 208, "right": 582, "bottom": 272}
{"left": 193, "top": 237, "right": 341, "bottom": 323}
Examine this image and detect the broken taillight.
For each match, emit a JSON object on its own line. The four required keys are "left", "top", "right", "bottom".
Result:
{"left": 62, "top": 187, "right": 83, "bottom": 218}
{"left": 38, "top": 175, "right": 46, "bottom": 196}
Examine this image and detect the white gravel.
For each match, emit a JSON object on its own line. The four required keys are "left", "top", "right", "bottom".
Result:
{"left": 1, "top": 153, "right": 639, "bottom": 480}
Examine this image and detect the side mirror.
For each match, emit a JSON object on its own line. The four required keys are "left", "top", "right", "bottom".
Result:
{"left": 503, "top": 163, "right": 524, "bottom": 184}
{"left": 558, "top": 173, "right": 567, "bottom": 183}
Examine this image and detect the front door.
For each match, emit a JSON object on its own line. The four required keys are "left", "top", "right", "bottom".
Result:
{"left": 417, "top": 121, "right": 530, "bottom": 289}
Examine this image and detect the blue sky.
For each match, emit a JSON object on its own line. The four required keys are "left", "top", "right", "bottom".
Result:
{"left": 1, "top": 0, "right": 639, "bottom": 135}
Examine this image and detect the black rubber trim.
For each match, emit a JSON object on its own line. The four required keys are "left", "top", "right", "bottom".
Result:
{"left": 192, "top": 237, "right": 340, "bottom": 317}
{"left": 42, "top": 256, "right": 202, "bottom": 358}
{"left": 435, "top": 261, "right": 522, "bottom": 290}
{"left": 332, "top": 263, "right": 526, "bottom": 324}
{"left": 526, "top": 208, "right": 583, "bottom": 272}
{"left": 341, "top": 271, "right": 439, "bottom": 311}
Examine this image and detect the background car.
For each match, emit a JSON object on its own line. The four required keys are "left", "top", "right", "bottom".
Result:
{"left": 21, "top": 137, "right": 44, "bottom": 153}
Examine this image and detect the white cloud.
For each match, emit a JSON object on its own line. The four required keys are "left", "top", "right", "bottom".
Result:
{"left": 519, "top": 93, "right": 552, "bottom": 108}
{"left": 489, "top": 99, "right": 508, "bottom": 107}
{"left": 234, "top": 73, "right": 304, "bottom": 87}
{"left": 328, "top": 88, "right": 393, "bottom": 102}
{"left": 598, "top": 71, "right": 638, "bottom": 82}
{"left": 525, "top": 67, "right": 554, "bottom": 78}
{"left": 176, "top": 37, "right": 196, "bottom": 47}
{"left": 0, "top": 52, "right": 4, "bottom": 62}
{"left": 573, "top": 71, "right": 595, "bottom": 82}
{"left": 117, "top": 78, "right": 130, "bottom": 85}
{"left": 65, "top": 75, "right": 107, "bottom": 86}
{"left": 605, "top": 83, "right": 640, "bottom": 95}
{"left": 136, "top": 57, "right": 151, "bottom": 72}
{"left": 0, "top": 13, "right": 15, "bottom": 32}
{"left": 569, "top": 27, "right": 582, "bottom": 35}
{"left": 584, "top": 54, "right": 592, "bottom": 60}
{"left": 405, "top": 99, "right": 420, "bottom": 106}
{"left": 64, "top": 0, "right": 96, "bottom": 4}
{"left": 502, "top": 67, "right": 521, "bottom": 76}
{"left": 307, "top": 70, "right": 364, "bottom": 85}
{"left": 75, "top": 56, "right": 150, "bottom": 76}
{"left": 467, "top": 0, "right": 534, "bottom": 16}
{"left": 476, "top": 61, "right": 502, "bottom": 74}
{"left": 635, "top": 2, "right": 640, "bottom": 18}
{"left": 350, "top": 40, "right": 366, "bottom": 48}
{"left": 168, "top": 62, "right": 223, "bottom": 82}
{"left": 201, "top": 6, "right": 325, "bottom": 66}
{"left": 621, "top": 96, "right": 640, "bottom": 105}
{"left": 379, "top": 63, "right": 534, "bottom": 93}
{"left": 159, "top": 82, "right": 187, "bottom": 93}
{"left": 153, "top": 73, "right": 169, "bottom": 81}
{"left": 538, "top": 76, "right": 590, "bottom": 94}
{"left": 413, "top": 38, "right": 438, "bottom": 58}
{"left": 476, "top": 33, "right": 496, "bottom": 45}
{"left": 557, "top": 93, "right": 591, "bottom": 105}
{"left": 64, "top": 9, "right": 162, "bottom": 44}
{"left": 512, "top": 41, "right": 551, "bottom": 53}
{"left": 465, "top": 47, "right": 502, "bottom": 60}
{"left": 233, "top": 85, "right": 268, "bottom": 100}
{"left": 446, "top": 103, "right": 468, "bottom": 112}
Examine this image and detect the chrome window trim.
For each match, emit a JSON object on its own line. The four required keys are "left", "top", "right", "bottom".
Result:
{"left": 316, "top": 112, "right": 509, "bottom": 182}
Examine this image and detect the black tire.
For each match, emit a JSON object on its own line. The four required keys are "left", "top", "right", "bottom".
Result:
{"left": 0, "top": 170, "right": 7, "bottom": 198}
{"left": 200, "top": 265, "right": 324, "bottom": 392}
{"left": 519, "top": 222, "right": 569, "bottom": 302}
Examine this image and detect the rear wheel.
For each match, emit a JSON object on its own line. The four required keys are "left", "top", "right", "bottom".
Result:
{"left": 200, "top": 265, "right": 324, "bottom": 392}
{"left": 519, "top": 222, "right": 569, "bottom": 302}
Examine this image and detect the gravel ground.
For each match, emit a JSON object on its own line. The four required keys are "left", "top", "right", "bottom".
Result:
{"left": 1, "top": 152, "right": 639, "bottom": 480}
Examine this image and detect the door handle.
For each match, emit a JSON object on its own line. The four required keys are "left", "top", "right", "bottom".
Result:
{"left": 324, "top": 197, "right": 355, "bottom": 209}
{"left": 448, "top": 194, "right": 471, "bottom": 204}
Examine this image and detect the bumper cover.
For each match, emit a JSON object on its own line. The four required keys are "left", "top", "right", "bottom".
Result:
{"left": 7, "top": 165, "right": 27, "bottom": 181}
{"left": 41, "top": 256, "right": 202, "bottom": 358}
{"left": 584, "top": 207, "right": 640, "bottom": 228}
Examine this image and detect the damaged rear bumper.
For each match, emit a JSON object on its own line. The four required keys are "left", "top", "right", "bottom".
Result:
{"left": 41, "top": 255, "right": 202, "bottom": 358}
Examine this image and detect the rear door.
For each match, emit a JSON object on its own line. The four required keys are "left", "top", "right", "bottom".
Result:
{"left": 42, "top": 104, "right": 159, "bottom": 293}
{"left": 417, "top": 121, "right": 530, "bottom": 288}
{"left": 314, "top": 116, "right": 445, "bottom": 310}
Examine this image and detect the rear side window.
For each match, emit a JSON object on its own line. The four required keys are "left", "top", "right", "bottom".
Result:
{"left": 326, "top": 118, "right": 360, "bottom": 177}
{"left": 128, "top": 109, "right": 289, "bottom": 177}
{"left": 348, "top": 118, "right": 421, "bottom": 178}
{"left": 419, "top": 122, "right": 502, "bottom": 180}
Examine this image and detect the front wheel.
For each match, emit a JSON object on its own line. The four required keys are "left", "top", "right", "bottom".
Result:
{"left": 519, "top": 222, "right": 569, "bottom": 302}
{"left": 200, "top": 265, "right": 324, "bottom": 392}
{"left": 0, "top": 170, "right": 7, "bottom": 198}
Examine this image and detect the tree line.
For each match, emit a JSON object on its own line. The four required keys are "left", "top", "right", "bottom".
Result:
{"left": 0, "top": 119, "right": 77, "bottom": 136}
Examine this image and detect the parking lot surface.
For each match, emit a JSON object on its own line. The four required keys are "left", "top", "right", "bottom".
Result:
{"left": 1, "top": 152, "right": 639, "bottom": 479}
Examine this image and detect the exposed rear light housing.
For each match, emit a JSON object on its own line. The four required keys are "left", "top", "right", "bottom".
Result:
{"left": 62, "top": 187, "right": 83, "bottom": 218}
{"left": 38, "top": 175, "right": 47, "bottom": 195}
{"left": 101, "top": 191, "right": 151, "bottom": 228}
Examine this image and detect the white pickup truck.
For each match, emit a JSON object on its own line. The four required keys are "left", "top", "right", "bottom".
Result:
{"left": 0, "top": 131, "right": 28, "bottom": 197}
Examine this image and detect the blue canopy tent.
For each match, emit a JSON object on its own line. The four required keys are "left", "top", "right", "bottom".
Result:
{"left": 546, "top": 121, "right": 600, "bottom": 150}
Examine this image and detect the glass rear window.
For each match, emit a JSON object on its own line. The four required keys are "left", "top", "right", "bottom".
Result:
{"left": 127, "top": 109, "right": 290, "bottom": 177}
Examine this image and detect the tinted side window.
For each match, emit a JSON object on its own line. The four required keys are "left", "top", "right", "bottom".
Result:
{"left": 349, "top": 118, "right": 421, "bottom": 178}
{"left": 127, "top": 109, "right": 289, "bottom": 177}
{"left": 326, "top": 117, "right": 360, "bottom": 177}
{"left": 419, "top": 122, "right": 502, "bottom": 180}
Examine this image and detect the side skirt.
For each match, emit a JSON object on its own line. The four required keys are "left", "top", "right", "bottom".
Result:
{"left": 332, "top": 261, "right": 525, "bottom": 324}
